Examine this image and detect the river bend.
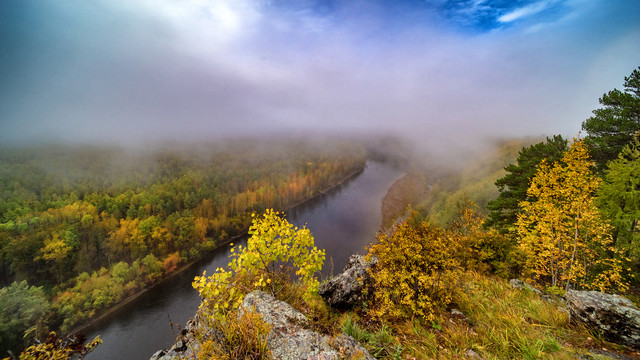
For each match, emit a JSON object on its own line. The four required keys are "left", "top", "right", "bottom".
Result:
{"left": 84, "top": 161, "right": 403, "bottom": 360}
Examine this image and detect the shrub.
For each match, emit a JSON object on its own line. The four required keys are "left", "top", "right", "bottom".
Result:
{"left": 448, "top": 200, "right": 513, "bottom": 277}
{"left": 193, "top": 209, "right": 325, "bottom": 318}
{"left": 6, "top": 332, "right": 101, "bottom": 360}
{"left": 367, "top": 221, "right": 461, "bottom": 321}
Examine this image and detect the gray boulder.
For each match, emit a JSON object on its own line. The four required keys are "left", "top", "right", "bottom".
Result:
{"left": 565, "top": 290, "right": 640, "bottom": 348}
{"left": 240, "top": 290, "right": 374, "bottom": 360}
{"left": 319, "top": 255, "right": 377, "bottom": 308}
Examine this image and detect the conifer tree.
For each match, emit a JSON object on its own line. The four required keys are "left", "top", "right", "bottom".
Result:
{"left": 597, "top": 137, "right": 640, "bottom": 264}
{"left": 486, "top": 135, "right": 568, "bottom": 234}
{"left": 582, "top": 66, "right": 640, "bottom": 171}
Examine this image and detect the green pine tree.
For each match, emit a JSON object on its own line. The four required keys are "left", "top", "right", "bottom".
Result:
{"left": 597, "top": 137, "right": 640, "bottom": 265}
{"left": 485, "top": 135, "right": 568, "bottom": 234}
{"left": 582, "top": 66, "right": 640, "bottom": 172}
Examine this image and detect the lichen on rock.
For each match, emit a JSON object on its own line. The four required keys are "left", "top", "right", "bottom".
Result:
{"left": 565, "top": 290, "right": 640, "bottom": 349}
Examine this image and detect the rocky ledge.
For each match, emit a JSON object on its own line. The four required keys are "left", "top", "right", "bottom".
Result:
{"left": 241, "top": 291, "right": 373, "bottom": 360}
{"left": 150, "top": 290, "right": 373, "bottom": 360}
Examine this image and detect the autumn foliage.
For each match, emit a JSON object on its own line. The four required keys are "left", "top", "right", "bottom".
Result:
{"left": 516, "top": 139, "right": 628, "bottom": 292}
{"left": 2, "top": 332, "right": 101, "bottom": 360}
{"left": 368, "top": 219, "right": 462, "bottom": 321}
{"left": 193, "top": 209, "right": 325, "bottom": 318}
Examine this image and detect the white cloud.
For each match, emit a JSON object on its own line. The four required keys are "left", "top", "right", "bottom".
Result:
{"left": 138, "top": 0, "right": 261, "bottom": 48}
{"left": 498, "top": 0, "right": 556, "bottom": 23}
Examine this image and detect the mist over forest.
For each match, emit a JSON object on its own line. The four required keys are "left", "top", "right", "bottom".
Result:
{"left": 1, "top": 0, "right": 639, "bottom": 154}
{"left": 2, "top": 0, "right": 640, "bottom": 359}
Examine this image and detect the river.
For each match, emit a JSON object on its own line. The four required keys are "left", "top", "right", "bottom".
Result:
{"left": 84, "top": 160, "right": 403, "bottom": 360}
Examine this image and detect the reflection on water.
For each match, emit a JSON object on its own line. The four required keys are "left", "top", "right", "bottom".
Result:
{"left": 84, "top": 161, "right": 403, "bottom": 360}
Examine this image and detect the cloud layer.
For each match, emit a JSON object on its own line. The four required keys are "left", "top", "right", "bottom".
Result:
{"left": 1, "top": 0, "right": 639, "bottom": 152}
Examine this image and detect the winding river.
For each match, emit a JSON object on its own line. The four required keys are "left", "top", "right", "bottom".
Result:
{"left": 84, "top": 161, "right": 403, "bottom": 360}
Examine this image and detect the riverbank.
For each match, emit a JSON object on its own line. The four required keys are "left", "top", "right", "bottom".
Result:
{"left": 68, "top": 162, "right": 366, "bottom": 337}
{"left": 380, "top": 173, "right": 429, "bottom": 229}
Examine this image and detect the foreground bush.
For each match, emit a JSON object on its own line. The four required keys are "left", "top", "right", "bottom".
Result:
{"left": 2, "top": 332, "right": 101, "bottom": 360}
{"left": 368, "top": 220, "right": 462, "bottom": 321}
{"left": 193, "top": 209, "right": 325, "bottom": 318}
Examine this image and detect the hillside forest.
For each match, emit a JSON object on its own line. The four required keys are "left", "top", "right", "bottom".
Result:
{"left": 2, "top": 66, "right": 640, "bottom": 359}
{"left": 188, "top": 67, "right": 640, "bottom": 359}
{"left": 0, "top": 139, "right": 366, "bottom": 353}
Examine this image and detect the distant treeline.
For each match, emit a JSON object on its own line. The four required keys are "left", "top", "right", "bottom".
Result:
{"left": 0, "top": 138, "right": 365, "bottom": 351}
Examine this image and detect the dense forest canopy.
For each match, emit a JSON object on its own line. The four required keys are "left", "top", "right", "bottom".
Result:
{"left": 0, "top": 138, "right": 366, "bottom": 352}
{"left": 5, "top": 66, "right": 640, "bottom": 359}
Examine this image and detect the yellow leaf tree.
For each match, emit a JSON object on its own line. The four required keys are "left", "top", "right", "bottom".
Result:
{"left": 516, "top": 139, "right": 627, "bottom": 292}
{"left": 193, "top": 209, "right": 325, "bottom": 318}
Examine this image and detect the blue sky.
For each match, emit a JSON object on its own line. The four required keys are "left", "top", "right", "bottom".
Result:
{"left": 1, "top": 0, "right": 639, "bottom": 152}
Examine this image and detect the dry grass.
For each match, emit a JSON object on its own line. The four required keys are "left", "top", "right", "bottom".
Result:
{"left": 193, "top": 270, "right": 636, "bottom": 360}
{"left": 341, "top": 271, "right": 635, "bottom": 360}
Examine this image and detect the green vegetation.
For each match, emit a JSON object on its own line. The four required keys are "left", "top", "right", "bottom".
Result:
{"left": 582, "top": 66, "right": 640, "bottom": 172}
{"left": 0, "top": 281, "right": 50, "bottom": 353}
{"left": 187, "top": 68, "right": 640, "bottom": 359}
{"left": 597, "top": 137, "right": 640, "bottom": 269}
{"left": 0, "top": 138, "right": 365, "bottom": 354}
{"left": 485, "top": 135, "right": 568, "bottom": 235}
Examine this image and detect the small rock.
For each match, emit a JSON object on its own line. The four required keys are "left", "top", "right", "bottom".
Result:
{"left": 464, "top": 349, "right": 483, "bottom": 359}
{"left": 149, "top": 350, "right": 165, "bottom": 360}
{"left": 451, "top": 308, "right": 470, "bottom": 325}
{"left": 330, "top": 333, "right": 373, "bottom": 359}
{"left": 509, "top": 279, "right": 542, "bottom": 295}
{"left": 319, "top": 255, "right": 377, "bottom": 308}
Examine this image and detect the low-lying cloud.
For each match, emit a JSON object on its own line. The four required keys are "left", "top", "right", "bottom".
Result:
{"left": 1, "top": 0, "right": 639, "bottom": 154}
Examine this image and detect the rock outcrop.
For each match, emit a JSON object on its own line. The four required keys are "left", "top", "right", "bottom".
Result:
{"left": 151, "top": 290, "right": 374, "bottom": 360}
{"left": 318, "top": 254, "right": 377, "bottom": 308}
{"left": 149, "top": 315, "right": 205, "bottom": 360}
{"left": 240, "top": 291, "right": 374, "bottom": 360}
{"left": 565, "top": 290, "right": 640, "bottom": 349}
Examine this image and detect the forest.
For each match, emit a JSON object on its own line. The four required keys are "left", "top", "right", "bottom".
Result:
{"left": 186, "top": 67, "right": 640, "bottom": 359}
{"left": 3, "top": 66, "right": 640, "bottom": 359}
{"left": 0, "top": 138, "right": 366, "bottom": 353}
